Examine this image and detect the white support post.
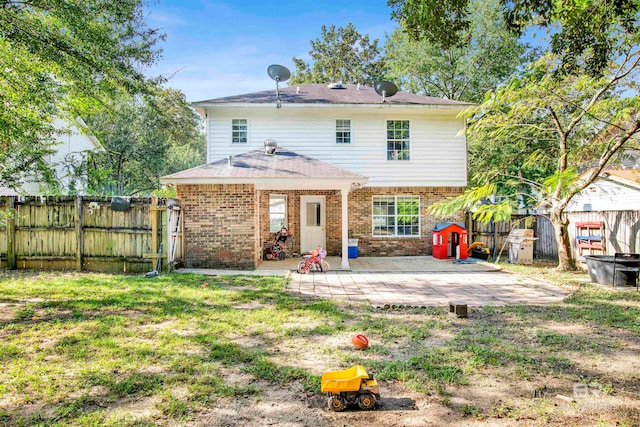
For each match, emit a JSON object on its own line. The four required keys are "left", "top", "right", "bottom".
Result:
{"left": 341, "top": 188, "right": 350, "bottom": 270}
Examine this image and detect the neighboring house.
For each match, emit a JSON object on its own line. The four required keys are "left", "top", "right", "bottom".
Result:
{"left": 566, "top": 169, "right": 640, "bottom": 257}
{"left": 567, "top": 169, "right": 640, "bottom": 212}
{"left": 0, "top": 118, "right": 102, "bottom": 195}
{"left": 161, "top": 83, "right": 470, "bottom": 269}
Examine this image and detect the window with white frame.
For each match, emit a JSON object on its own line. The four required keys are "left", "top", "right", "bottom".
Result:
{"left": 232, "top": 119, "right": 248, "bottom": 144}
{"left": 269, "top": 195, "right": 287, "bottom": 232}
{"left": 372, "top": 196, "right": 420, "bottom": 237}
{"left": 336, "top": 119, "right": 351, "bottom": 144}
{"left": 386, "top": 120, "right": 410, "bottom": 160}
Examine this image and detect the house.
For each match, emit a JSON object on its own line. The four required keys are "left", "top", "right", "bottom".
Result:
{"left": 566, "top": 168, "right": 640, "bottom": 257}
{"left": 160, "top": 83, "right": 471, "bottom": 269}
{"left": 567, "top": 169, "right": 640, "bottom": 212}
{"left": 0, "top": 118, "right": 102, "bottom": 195}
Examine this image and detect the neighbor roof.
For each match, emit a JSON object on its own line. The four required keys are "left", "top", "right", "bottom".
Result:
{"left": 579, "top": 168, "right": 640, "bottom": 189}
{"left": 192, "top": 84, "right": 472, "bottom": 107}
{"left": 161, "top": 148, "right": 367, "bottom": 183}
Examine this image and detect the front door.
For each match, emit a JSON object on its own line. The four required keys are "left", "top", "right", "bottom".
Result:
{"left": 300, "top": 195, "right": 326, "bottom": 253}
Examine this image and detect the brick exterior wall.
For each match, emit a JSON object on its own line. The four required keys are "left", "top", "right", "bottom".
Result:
{"left": 258, "top": 186, "right": 464, "bottom": 258}
{"left": 347, "top": 186, "right": 465, "bottom": 257}
{"left": 176, "top": 184, "right": 257, "bottom": 269}
{"left": 259, "top": 190, "right": 341, "bottom": 257}
{"left": 178, "top": 184, "right": 464, "bottom": 269}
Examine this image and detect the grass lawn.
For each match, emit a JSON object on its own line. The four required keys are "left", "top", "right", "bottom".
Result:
{"left": 0, "top": 267, "right": 639, "bottom": 426}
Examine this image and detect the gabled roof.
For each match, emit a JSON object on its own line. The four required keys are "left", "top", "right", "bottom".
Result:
{"left": 578, "top": 168, "right": 640, "bottom": 189}
{"left": 192, "top": 84, "right": 472, "bottom": 107}
{"left": 161, "top": 148, "right": 367, "bottom": 188}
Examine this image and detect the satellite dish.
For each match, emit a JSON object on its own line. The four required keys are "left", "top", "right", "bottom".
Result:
{"left": 267, "top": 64, "right": 291, "bottom": 109}
{"left": 374, "top": 81, "right": 398, "bottom": 102}
{"left": 267, "top": 64, "right": 291, "bottom": 83}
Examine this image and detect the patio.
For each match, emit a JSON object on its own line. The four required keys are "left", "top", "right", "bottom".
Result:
{"left": 178, "top": 256, "right": 569, "bottom": 307}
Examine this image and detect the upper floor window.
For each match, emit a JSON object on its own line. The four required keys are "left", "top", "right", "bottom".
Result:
{"left": 232, "top": 119, "right": 247, "bottom": 144}
{"left": 387, "top": 120, "right": 410, "bottom": 160}
{"left": 336, "top": 119, "right": 351, "bottom": 144}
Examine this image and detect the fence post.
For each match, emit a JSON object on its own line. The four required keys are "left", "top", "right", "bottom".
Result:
{"left": 7, "top": 196, "right": 16, "bottom": 269}
{"left": 150, "top": 197, "right": 160, "bottom": 270}
{"left": 75, "top": 195, "right": 84, "bottom": 271}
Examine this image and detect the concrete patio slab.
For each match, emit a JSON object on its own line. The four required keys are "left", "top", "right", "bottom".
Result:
{"left": 288, "top": 271, "right": 569, "bottom": 307}
{"left": 255, "top": 255, "right": 502, "bottom": 273}
{"left": 176, "top": 256, "right": 569, "bottom": 307}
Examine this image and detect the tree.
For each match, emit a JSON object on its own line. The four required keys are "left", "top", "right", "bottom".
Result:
{"left": 290, "top": 23, "right": 386, "bottom": 86}
{"left": 86, "top": 87, "right": 204, "bottom": 196}
{"left": 430, "top": 51, "right": 640, "bottom": 270}
{"left": 389, "top": 0, "right": 640, "bottom": 77}
{"left": 0, "top": 0, "right": 162, "bottom": 190}
{"left": 385, "top": 0, "right": 528, "bottom": 102}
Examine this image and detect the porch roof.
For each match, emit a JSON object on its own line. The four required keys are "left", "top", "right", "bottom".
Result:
{"left": 160, "top": 148, "right": 368, "bottom": 190}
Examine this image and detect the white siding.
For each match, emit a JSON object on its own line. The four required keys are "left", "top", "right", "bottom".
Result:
{"left": 205, "top": 106, "right": 467, "bottom": 187}
{"left": 567, "top": 179, "right": 640, "bottom": 212}
{"left": 2, "top": 119, "right": 100, "bottom": 195}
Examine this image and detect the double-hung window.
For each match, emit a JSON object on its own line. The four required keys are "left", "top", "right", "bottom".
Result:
{"left": 232, "top": 119, "right": 248, "bottom": 144}
{"left": 269, "top": 195, "right": 287, "bottom": 232}
{"left": 336, "top": 119, "right": 351, "bottom": 144}
{"left": 386, "top": 120, "right": 410, "bottom": 160}
{"left": 372, "top": 196, "right": 420, "bottom": 237}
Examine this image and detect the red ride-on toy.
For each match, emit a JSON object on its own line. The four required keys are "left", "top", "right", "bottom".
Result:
{"left": 297, "top": 246, "right": 329, "bottom": 273}
{"left": 264, "top": 227, "right": 292, "bottom": 260}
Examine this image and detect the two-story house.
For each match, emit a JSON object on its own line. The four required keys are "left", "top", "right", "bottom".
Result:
{"left": 160, "top": 83, "right": 470, "bottom": 269}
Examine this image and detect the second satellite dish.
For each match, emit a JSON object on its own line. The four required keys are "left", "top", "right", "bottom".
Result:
{"left": 267, "top": 64, "right": 291, "bottom": 108}
{"left": 267, "top": 64, "right": 291, "bottom": 83}
{"left": 374, "top": 81, "right": 398, "bottom": 102}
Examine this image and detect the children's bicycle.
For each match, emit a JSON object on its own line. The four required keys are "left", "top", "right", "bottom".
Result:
{"left": 297, "top": 247, "right": 329, "bottom": 273}
{"left": 264, "top": 227, "right": 292, "bottom": 260}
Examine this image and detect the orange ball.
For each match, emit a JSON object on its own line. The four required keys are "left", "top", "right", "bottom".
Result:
{"left": 351, "top": 334, "right": 369, "bottom": 350}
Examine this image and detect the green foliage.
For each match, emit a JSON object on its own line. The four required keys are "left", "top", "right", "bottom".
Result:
{"left": 389, "top": 0, "right": 470, "bottom": 50}
{"left": 0, "top": 1, "right": 163, "bottom": 192}
{"left": 290, "top": 23, "right": 386, "bottom": 86}
{"left": 389, "top": 0, "right": 640, "bottom": 77}
{"left": 386, "top": 0, "right": 529, "bottom": 102}
{"left": 86, "top": 87, "right": 204, "bottom": 196}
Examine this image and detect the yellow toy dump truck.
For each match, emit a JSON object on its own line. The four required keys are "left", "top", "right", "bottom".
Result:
{"left": 321, "top": 365, "right": 380, "bottom": 411}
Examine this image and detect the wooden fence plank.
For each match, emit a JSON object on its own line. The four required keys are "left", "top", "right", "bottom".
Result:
{"left": 76, "top": 196, "right": 84, "bottom": 270}
{"left": 7, "top": 197, "right": 16, "bottom": 269}
{"left": 0, "top": 196, "right": 179, "bottom": 273}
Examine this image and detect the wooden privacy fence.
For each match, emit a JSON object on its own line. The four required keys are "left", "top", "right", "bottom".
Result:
{"left": 0, "top": 196, "right": 183, "bottom": 273}
{"left": 467, "top": 210, "right": 639, "bottom": 262}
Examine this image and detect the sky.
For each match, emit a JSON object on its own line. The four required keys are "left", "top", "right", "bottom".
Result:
{"left": 144, "top": 0, "right": 398, "bottom": 102}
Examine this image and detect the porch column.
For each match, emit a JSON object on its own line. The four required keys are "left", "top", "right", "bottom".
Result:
{"left": 341, "top": 188, "right": 350, "bottom": 270}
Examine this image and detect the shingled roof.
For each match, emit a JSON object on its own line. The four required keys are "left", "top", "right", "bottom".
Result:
{"left": 161, "top": 148, "right": 367, "bottom": 183}
{"left": 192, "top": 84, "right": 471, "bottom": 107}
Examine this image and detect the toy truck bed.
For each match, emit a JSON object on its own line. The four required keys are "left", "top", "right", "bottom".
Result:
{"left": 321, "top": 365, "right": 370, "bottom": 394}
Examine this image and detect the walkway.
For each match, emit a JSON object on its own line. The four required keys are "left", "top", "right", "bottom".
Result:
{"left": 177, "top": 256, "right": 569, "bottom": 307}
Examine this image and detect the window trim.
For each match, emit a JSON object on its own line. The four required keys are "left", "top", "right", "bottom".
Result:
{"left": 231, "top": 118, "right": 248, "bottom": 144}
{"left": 335, "top": 118, "right": 352, "bottom": 144}
{"left": 386, "top": 119, "right": 411, "bottom": 161}
{"left": 371, "top": 195, "right": 421, "bottom": 238}
{"left": 269, "top": 194, "right": 287, "bottom": 232}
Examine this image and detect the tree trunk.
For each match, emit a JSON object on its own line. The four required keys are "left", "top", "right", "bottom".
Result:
{"left": 550, "top": 209, "right": 577, "bottom": 271}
